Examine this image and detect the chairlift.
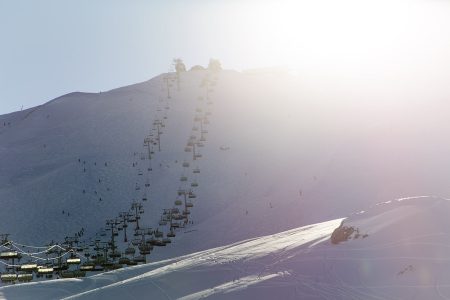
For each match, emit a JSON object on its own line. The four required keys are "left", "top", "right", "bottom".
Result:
{"left": 53, "top": 264, "right": 68, "bottom": 272}
{"left": 174, "top": 214, "right": 185, "bottom": 221}
{"left": 182, "top": 161, "right": 190, "bottom": 168}
{"left": 61, "top": 270, "right": 86, "bottom": 278}
{"left": 191, "top": 181, "right": 199, "bottom": 187}
{"left": 125, "top": 247, "right": 136, "bottom": 256}
{"left": 67, "top": 257, "right": 81, "bottom": 265}
{"left": 1, "top": 274, "right": 17, "bottom": 282}
{"left": 193, "top": 168, "right": 200, "bottom": 174}
{"left": 180, "top": 176, "right": 188, "bottom": 182}
{"left": 152, "top": 239, "right": 166, "bottom": 247}
{"left": 20, "top": 263, "right": 38, "bottom": 271}
{"left": 118, "top": 257, "right": 131, "bottom": 265}
{"left": 139, "top": 245, "right": 151, "bottom": 255}
{"left": 80, "top": 265, "right": 94, "bottom": 271}
{"left": 0, "top": 251, "right": 20, "bottom": 259}
{"left": 186, "top": 202, "right": 194, "bottom": 208}
{"left": 174, "top": 199, "right": 183, "bottom": 206}
{"left": 184, "top": 146, "right": 192, "bottom": 152}
{"left": 17, "top": 273, "right": 33, "bottom": 282}
{"left": 37, "top": 267, "right": 54, "bottom": 274}
{"left": 171, "top": 222, "right": 181, "bottom": 228}
{"left": 133, "top": 255, "right": 146, "bottom": 263}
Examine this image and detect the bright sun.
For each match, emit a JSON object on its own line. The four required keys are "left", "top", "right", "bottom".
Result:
{"left": 217, "top": 0, "right": 450, "bottom": 86}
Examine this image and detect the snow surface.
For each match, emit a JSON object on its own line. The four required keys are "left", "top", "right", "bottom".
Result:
{"left": 1, "top": 69, "right": 450, "bottom": 298}
{"left": 4, "top": 197, "right": 450, "bottom": 299}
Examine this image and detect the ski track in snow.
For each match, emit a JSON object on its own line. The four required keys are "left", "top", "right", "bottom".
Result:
{"left": 177, "top": 273, "right": 283, "bottom": 300}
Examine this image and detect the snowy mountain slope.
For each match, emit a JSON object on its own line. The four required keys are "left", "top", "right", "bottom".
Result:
{"left": 0, "top": 68, "right": 450, "bottom": 247}
{"left": 3, "top": 196, "right": 450, "bottom": 299}
{"left": 1, "top": 68, "right": 450, "bottom": 295}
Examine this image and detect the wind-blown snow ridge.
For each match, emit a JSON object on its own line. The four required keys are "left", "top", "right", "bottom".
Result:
{"left": 395, "top": 195, "right": 450, "bottom": 202}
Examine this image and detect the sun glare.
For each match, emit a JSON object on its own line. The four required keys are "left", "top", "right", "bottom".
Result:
{"left": 220, "top": 0, "right": 450, "bottom": 86}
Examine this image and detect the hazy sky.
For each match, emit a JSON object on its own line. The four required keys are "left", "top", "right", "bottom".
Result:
{"left": 1, "top": 0, "right": 450, "bottom": 115}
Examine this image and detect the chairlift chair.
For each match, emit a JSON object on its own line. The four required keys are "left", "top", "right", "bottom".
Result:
{"left": 1, "top": 274, "right": 17, "bottom": 282}
{"left": 17, "top": 273, "right": 33, "bottom": 282}
{"left": 125, "top": 246, "right": 136, "bottom": 256}
{"left": 133, "top": 255, "right": 146, "bottom": 263}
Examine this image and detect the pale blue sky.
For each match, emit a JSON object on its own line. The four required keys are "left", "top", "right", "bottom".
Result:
{"left": 1, "top": 0, "right": 450, "bottom": 114}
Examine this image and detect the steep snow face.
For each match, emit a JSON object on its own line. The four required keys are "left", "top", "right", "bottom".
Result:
{"left": 1, "top": 68, "right": 450, "bottom": 258}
